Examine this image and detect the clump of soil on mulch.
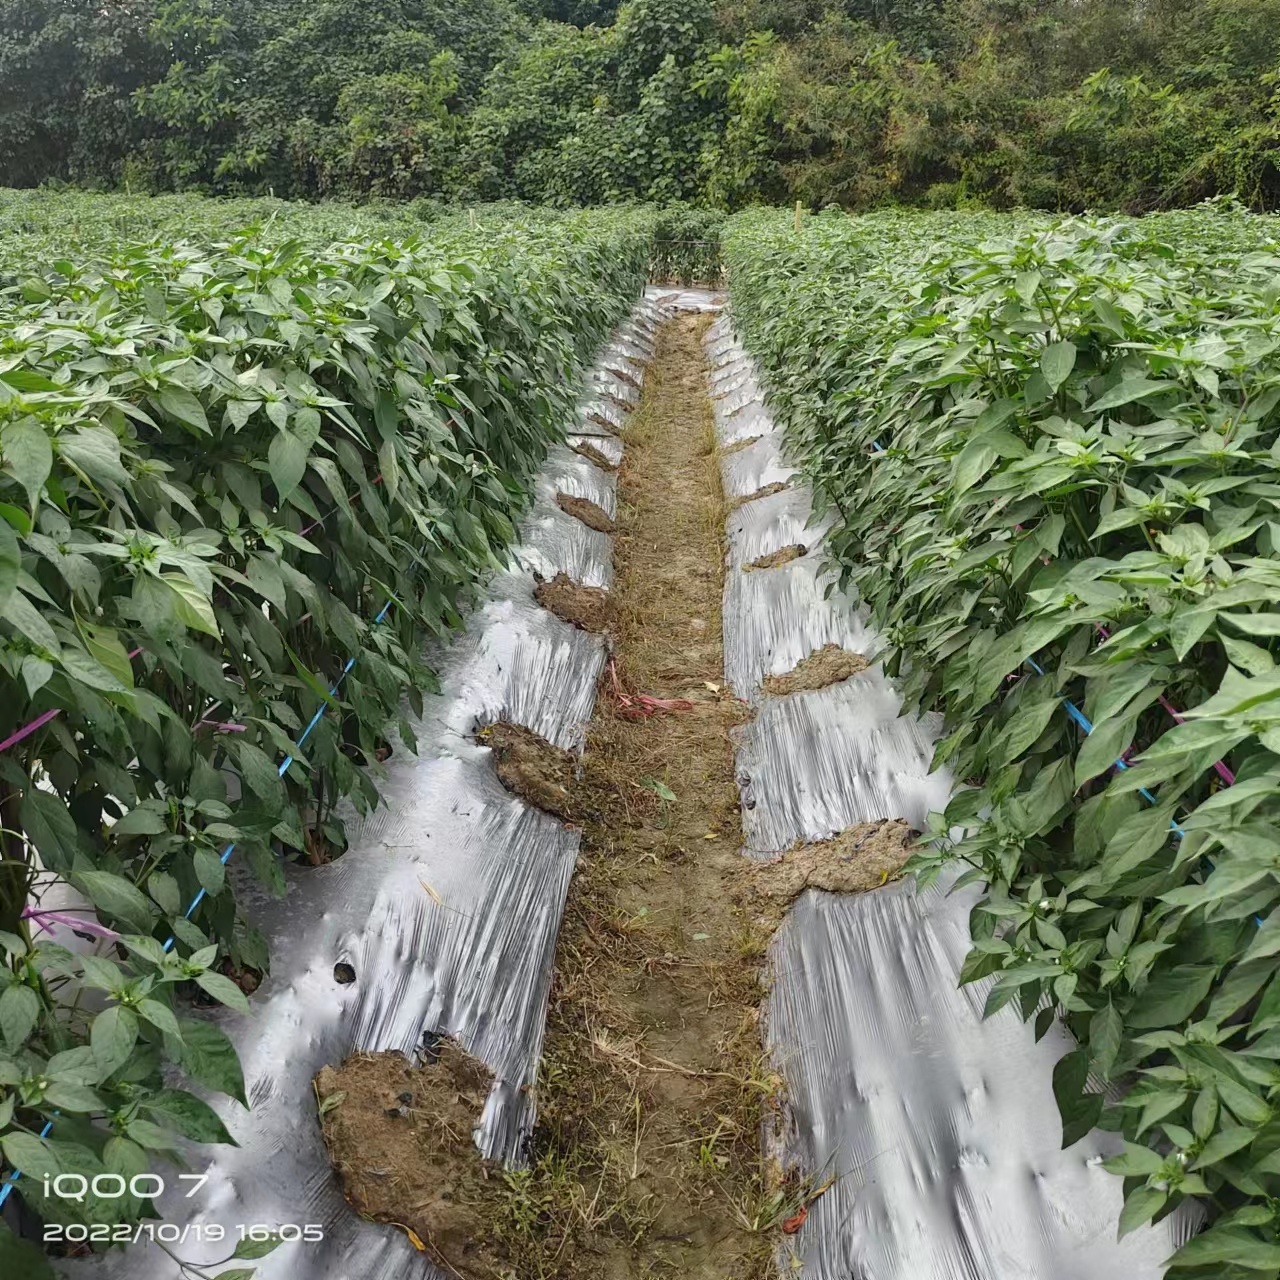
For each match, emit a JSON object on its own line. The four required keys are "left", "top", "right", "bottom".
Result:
{"left": 588, "top": 411, "right": 620, "bottom": 434}
{"left": 745, "top": 543, "right": 806, "bottom": 571}
{"left": 752, "top": 820, "right": 914, "bottom": 908}
{"left": 761, "top": 644, "right": 871, "bottom": 696}
{"left": 535, "top": 572, "right": 613, "bottom": 633}
{"left": 730, "top": 481, "right": 789, "bottom": 509}
{"left": 315, "top": 1044, "right": 508, "bottom": 1280}
{"left": 477, "top": 721, "right": 579, "bottom": 820}
{"left": 571, "top": 440, "right": 619, "bottom": 472}
{"left": 607, "top": 364, "right": 643, "bottom": 390}
{"left": 721, "top": 434, "right": 763, "bottom": 456}
{"left": 557, "top": 492, "right": 616, "bottom": 533}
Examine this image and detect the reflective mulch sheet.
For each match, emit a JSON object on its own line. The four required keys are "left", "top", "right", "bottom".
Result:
{"left": 702, "top": 302, "right": 1195, "bottom": 1280}
{"left": 64, "top": 299, "right": 665, "bottom": 1280}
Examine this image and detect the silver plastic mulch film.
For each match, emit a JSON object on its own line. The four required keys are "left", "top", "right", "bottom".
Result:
{"left": 703, "top": 305, "right": 1194, "bottom": 1279}
{"left": 62, "top": 298, "right": 666, "bottom": 1280}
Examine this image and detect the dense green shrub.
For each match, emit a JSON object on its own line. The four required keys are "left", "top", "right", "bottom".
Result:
{"left": 727, "top": 202, "right": 1280, "bottom": 1276}
{"left": 6, "top": 0, "right": 1279, "bottom": 213}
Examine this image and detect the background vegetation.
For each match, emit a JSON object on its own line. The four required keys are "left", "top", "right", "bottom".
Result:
{"left": 3, "top": 0, "right": 1280, "bottom": 213}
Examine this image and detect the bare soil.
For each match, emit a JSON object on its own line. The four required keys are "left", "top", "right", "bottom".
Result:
{"left": 752, "top": 819, "right": 915, "bottom": 907}
{"left": 477, "top": 721, "right": 579, "bottom": 821}
{"left": 761, "top": 644, "right": 871, "bottom": 696}
{"left": 315, "top": 1043, "right": 508, "bottom": 1279}
{"left": 535, "top": 572, "right": 614, "bottom": 633}
{"left": 745, "top": 544, "right": 806, "bottom": 571}
{"left": 557, "top": 492, "right": 616, "bottom": 533}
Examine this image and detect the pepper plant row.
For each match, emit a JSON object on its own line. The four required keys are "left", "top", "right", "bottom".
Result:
{"left": 0, "top": 201, "right": 654, "bottom": 1262}
{"left": 725, "top": 202, "right": 1280, "bottom": 1278}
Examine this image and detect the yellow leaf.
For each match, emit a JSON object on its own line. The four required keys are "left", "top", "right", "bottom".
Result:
{"left": 391, "top": 1223, "right": 427, "bottom": 1251}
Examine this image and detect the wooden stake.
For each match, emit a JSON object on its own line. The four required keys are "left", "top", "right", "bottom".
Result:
{"left": 795, "top": 200, "right": 803, "bottom": 233}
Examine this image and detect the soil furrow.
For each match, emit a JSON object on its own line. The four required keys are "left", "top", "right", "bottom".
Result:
{"left": 509, "top": 313, "right": 777, "bottom": 1279}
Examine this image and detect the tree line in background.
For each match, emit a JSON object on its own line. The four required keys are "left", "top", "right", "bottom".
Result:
{"left": 1, "top": 0, "right": 1279, "bottom": 215}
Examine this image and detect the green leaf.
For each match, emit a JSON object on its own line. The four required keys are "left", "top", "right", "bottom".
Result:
{"left": 57, "top": 426, "right": 132, "bottom": 488}
{"left": 176, "top": 1018, "right": 247, "bottom": 1105}
{"left": 160, "top": 573, "right": 221, "bottom": 638}
{"left": 71, "top": 869, "right": 155, "bottom": 932}
{"left": 20, "top": 788, "right": 79, "bottom": 873}
{"left": 1222, "top": 612, "right": 1280, "bottom": 637}
{"left": 268, "top": 428, "right": 308, "bottom": 501}
{"left": 194, "top": 845, "right": 226, "bottom": 896}
{"left": 112, "top": 803, "right": 170, "bottom": 839}
{"left": 143, "top": 1088, "right": 238, "bottom": 1145}
{"left": 42, "top": 1082, "right": 105, "bottom": 1112}
{"left": 1052, "top": 1049, "right": 1103, "bottom": 1148}
{"left": 194, "top": 970, "right": 251, "bottom": 1015}
{"left": 125, "top": 1118, "right": 182, "bottom": 1151}
{"left": 234, "top": 740, "right": 284, "bottom": 810}
{"left": 3, "top": 588, "right": 60, "bottom": 653}
{"left": 1117, "top": 1184, "right": 1167, "bottom": 1239}
{"left": 157, "top": 386, "right": 211, "bottom": 436}
{"left": 90, "top": 1005, "right": 138, "bottom": 1079}
{"left": 1090, "top": 378, "right": 1177, "bottom": 412}
{"left": 1089, "top": 1001, "right": 1123, "bottom": 1077}
{"left": 147, "top": 869, "right": 182, "bottom": 917}
{"left": 1, "top": 417, "right": 53, "bottom": 508}
{"left": 1167, "top": 1226, "right": 1280, "bottom": 1270}
{"left": 233, "top": 1234, "right": 283, "bottom": 1259}
{"left": 1190, "top": 1126, "right": 1257, "bottom": 1170}
{"left": 1128, "top": 965, "right": 1217, "bottom": 1028}
{"left": 60, "top": 646, "right": 128, "bottom": 692}
{"left": 0, "top": 983, "right": 40, "bottom": 1050}
{"left": 952, "top": 435, "right": 999, "bottom": 495}
{"left": 1102, "top": 1141, "right": 1163, "bottom": 1176}
{"left": 0, "top": 1222, "right": 56, "bottom": 1279}
{"left": 0, "top": 519, "right": 17, "bottom": 613}
{"left": 1039, "top": 341, "right": 1077, "bottom": 393}
{"left": 0, "top": 1131, "right": 62, "bottom": 1180}
{"left": 1221, "top": 634, "right": 1275, "bottom": 676}
{"left": 1074, "top": 708, "right": 1139, "bottom": 786}
{"left": 80, "top": 623, "right": 134, "bottom": 689}
{"left": 137, "top": 998, "right": 184, "bottom": 1041}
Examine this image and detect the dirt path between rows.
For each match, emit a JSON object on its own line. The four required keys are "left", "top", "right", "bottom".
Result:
{"left": 505, "top": 313, "right": 779, "bottom": 1280}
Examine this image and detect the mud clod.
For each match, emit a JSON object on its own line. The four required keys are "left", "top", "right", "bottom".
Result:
{"left": 607, "top": 364, "right": 643, "bottom": 390}
{"left": 731, "top": 481, "right": 789, "bottom": 509}
{"left": 477, "top": 721, "right": 578, "bottom": 820}
{"left": 571, "top": 440, "right": 620, "bottom": 472}
{"left": 761, "top": 644, "right": 871, "bottom": 696}
{"left": 587, "top": 411, "right": 620, "bottom": 434}
{"left": 746, "top": 543, "right": 806, "bottom": 571}
{"left": 721, "top": 434, "right": 763, "bottom": 456}
{"left": 753, "top": 820, "right": 915, "bottom": 905}
{"left": 315, "top": 1045, "right": 506, "bottom": 1280}
{"left": 557, "top": 492, "right": 616, "bottom": 533}
{"left": 535, "top": 572, "right": 613, "bottom": 633}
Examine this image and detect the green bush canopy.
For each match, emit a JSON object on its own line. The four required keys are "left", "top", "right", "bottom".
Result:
{"left": 2, "top": 0, "right": 1280, "bottom": 212}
